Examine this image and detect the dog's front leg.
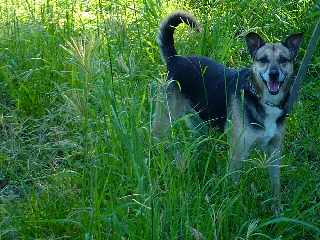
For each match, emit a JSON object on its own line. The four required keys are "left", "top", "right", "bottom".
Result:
{"left": 230, "top": 129, "right": 256, "bottom": 183}
{"left": 266, "top": 136, "right": 283, "bottom": 214}
{"left": 267, "top": 149, "right": 281, "bottom": 200}
{"left": 229, "top": 99, "right": 256, "bottom": 183}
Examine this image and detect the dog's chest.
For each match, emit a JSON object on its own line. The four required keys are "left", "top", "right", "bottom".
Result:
{"left": 259, "top": 105, "right": 283, "bottom": 144}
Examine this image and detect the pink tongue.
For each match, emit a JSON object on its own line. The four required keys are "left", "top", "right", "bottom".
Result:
{"left": 268, "top": 80, "right": 280, "bottom": 92}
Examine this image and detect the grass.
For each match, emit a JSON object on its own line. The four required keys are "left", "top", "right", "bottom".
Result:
{"left": 0, "top": 0, "right": 319, "bottom": 239}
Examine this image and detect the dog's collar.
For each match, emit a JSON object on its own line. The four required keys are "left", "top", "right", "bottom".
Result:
{"left": 245, "top": 79, "right": 262, "bottom": 100}
{"left": 248, "top": 81, "right": 259, "bottom": 98}
{"left": 239, "top": 69, "right": 261, "bottom": 99}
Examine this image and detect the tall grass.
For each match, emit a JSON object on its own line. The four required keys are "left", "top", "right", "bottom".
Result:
{"left": 0, "top": 0, "right": 319, "bottom": 239}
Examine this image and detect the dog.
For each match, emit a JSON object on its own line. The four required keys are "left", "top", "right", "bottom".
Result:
{"left": 153, "top": 11, "right": 303, "bottom": 210}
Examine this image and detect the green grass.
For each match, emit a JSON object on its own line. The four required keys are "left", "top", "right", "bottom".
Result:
{"left": 0, "top": 0, "right": 320, "bottom": 239}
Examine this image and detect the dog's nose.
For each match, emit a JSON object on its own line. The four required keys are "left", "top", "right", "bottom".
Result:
{"left": 269, "top": 69, "right": 279, "bottom": 80}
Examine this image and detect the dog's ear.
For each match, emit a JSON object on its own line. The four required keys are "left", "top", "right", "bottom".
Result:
{"left": 245, "top": 32, "right": 265, "bottom": 58}
{"left": 283, "top": 33, "right": 303, "bottom": 59}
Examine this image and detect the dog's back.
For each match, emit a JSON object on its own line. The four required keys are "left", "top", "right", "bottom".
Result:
{"left": 158, "top": 11, "right": 249, "bottom": 129}
{"left": 169, "top": 56, "right": 247, "bottom": 128}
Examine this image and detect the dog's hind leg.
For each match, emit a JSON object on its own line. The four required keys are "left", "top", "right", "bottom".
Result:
{"left": 152, "top": 81, "right": 192, "bottom": 138}
{"left": 152, "top": 81, "right": 195, "bottom": 169}
{"left": 152, "top": 90, "right": 171, "bottom": 138}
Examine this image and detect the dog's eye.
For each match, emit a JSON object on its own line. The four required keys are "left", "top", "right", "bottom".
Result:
{"left": 258, "top": 57, "right": 269, "bottom": 64}
{"left": 279, "top": 56, "right": 289, "bottom": 64}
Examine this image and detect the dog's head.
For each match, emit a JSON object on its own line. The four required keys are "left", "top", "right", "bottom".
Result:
{"left": 246, "top": 32, "right": 303, "bottom": 96}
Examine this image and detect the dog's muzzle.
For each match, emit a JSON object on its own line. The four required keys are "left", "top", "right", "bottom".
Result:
{"left": 260, "top": 70, "right": 285, "bottom": 95}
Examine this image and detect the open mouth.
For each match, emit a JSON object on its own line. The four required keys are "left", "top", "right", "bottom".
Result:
{"left": 259, "top": 73, "right": 283, "bottom": 95}
{"left": 266, "top": 79, "right": 281, "bottom": 95}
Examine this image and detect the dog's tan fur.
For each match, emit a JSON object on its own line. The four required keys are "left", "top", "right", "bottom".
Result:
{"left": 153, "top": 82, "right": 194, "bottom": 138}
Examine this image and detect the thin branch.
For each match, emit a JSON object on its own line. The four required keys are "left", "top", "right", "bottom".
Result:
{"left": 288, "top": 13, "right": 320, "bottom": 112}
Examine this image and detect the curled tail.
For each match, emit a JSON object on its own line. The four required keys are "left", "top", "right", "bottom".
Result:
{"left": 157, "top": 11, "right": 202, "bottom": 63}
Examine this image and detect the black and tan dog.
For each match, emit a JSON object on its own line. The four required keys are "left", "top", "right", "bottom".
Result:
{"left": 153, "top": 11, "right": 303, "bottom": 208}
